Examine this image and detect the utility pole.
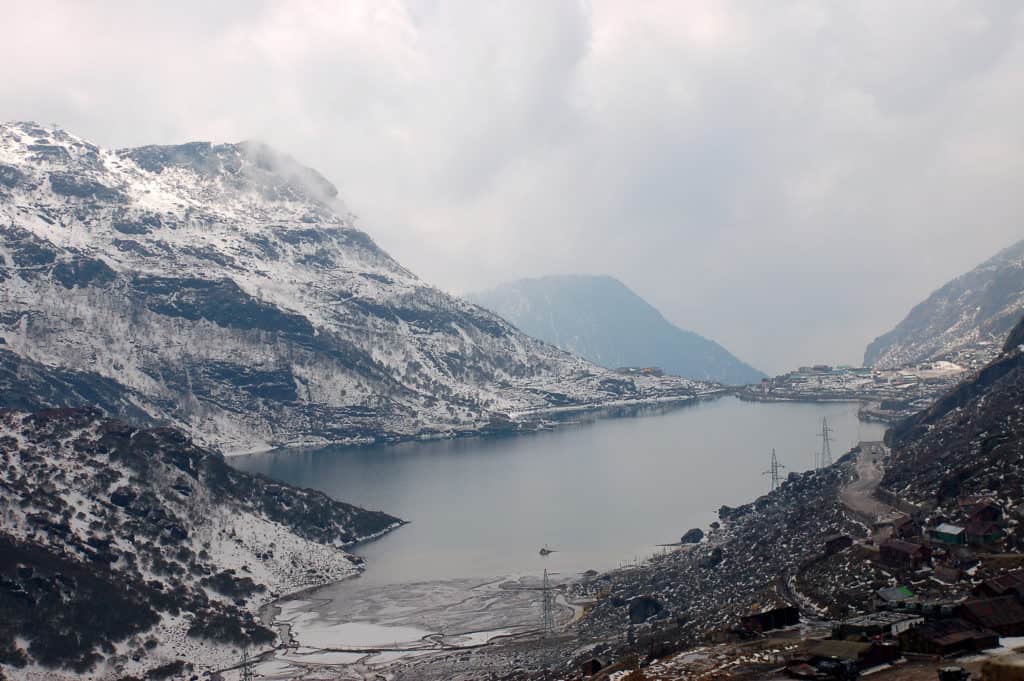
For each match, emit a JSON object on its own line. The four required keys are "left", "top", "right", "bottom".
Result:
{"left": 763, "top": 448, "right": 785, "bottom": 492}
{"left": 818, "top": 417, "right": 833, "bottom": 469}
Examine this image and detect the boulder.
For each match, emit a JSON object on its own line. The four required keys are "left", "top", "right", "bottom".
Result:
{"left": 628, "top": 596, "right": 663, "bottom": 623}
{"left": 680, "top": 528, "right": 704, "bottom": 544}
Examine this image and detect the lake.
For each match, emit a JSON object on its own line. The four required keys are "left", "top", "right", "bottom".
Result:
{"left": 231, "top": 396, "right": 886, "bottom": 585}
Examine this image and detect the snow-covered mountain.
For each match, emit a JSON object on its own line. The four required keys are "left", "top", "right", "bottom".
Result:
{"left": 0, "top": 407, "right": 401, "bottom": 679}
{"left": 864, "top": 239, "right": 1024, "bottom": 369}
{"left": 0, "top": 122, "right": 709, "bottom": 452}
{"left": 468, "top": 275, "right": 764, "bottom": 385}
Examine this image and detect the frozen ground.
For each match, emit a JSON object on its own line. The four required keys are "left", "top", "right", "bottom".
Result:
{"left": 226, "top": 574, "right": 573, "bottom": 680}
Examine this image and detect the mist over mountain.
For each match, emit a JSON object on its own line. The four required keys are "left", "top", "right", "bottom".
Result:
{"left": 0, "top": 122, "right": 709, "bottom": 452}
{"left": 468, "top": 275, "right": 764, "bottom": 385}
{"left": 865, "top": 239, "right": 1024, "bottom": 368}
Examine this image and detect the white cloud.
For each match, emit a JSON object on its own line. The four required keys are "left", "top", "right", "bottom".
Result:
{"left": 1, "top": 0, "right": 1023, "bottom": 372}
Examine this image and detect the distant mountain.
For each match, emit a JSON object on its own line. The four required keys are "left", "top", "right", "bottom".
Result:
{"left": 0, "top": 407, "right": 400, "bottom": 679}
{"left": 865, "top": 240, "right": 1024, "bottom": 368}
{"left": 0, "top": 123, "right": 709, "bottom": 452}
{"left": 468, "top": 275, "right": 764, "bottom": 385}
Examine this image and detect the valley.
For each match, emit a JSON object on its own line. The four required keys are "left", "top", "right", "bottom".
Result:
{"left": 2, "top": 121, "right": 1024, "bottom": 681}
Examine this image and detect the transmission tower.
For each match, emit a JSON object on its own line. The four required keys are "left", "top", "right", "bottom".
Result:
{"left": 818, "top": 417, "right": 833, "bottom": 469}
{"left": 240, "top": 649, "right": 254, "bottom": 681}
{"left": 541, "top": 569, "right": 558, "bottom": 635}
{"left": 763, "top": 448, "right": 785, "bottom": 492}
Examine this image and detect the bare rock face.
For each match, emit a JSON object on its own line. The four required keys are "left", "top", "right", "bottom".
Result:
{"left": 0, "top": 122, "right": 708, "bottom": 452}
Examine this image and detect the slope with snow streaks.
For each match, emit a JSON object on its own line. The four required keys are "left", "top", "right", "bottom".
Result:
{"left": 0, "top": 122, "right": 710, "bottom": 451}
{"left": 864, "top": 240, "right": 1024, "bottom": 368}
{"left": 0, "top": 407, "right": 401, "bottom": 680}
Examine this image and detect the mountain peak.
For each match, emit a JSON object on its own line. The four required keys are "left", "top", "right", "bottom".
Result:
{"left": 0, "top": 125, "right": 711, "bottom": 451}
{"left": 864, "top": 238, "right": 1024, "bottom": 368}
{"left": 469, "top": 275, "right": 764, "bottom": 385}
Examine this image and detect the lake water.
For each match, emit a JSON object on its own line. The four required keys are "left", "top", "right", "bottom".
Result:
{"left": 231, "top": 396, "right": 886, "bottom": 586}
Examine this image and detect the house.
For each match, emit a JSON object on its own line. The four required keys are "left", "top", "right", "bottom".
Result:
{"left": 834, "top": 612, "right": 924, "bottom": 640}
{"left": 893, "top": 515, "right": 920, "bottom": 539}
{"left": 958, "top": 496, "right": 1001, "bottom": 522}
{"left": 825, "top": 534, "right": 853, "bottom": 556}
{"left": 879, "top": 539, "right": 931, "bottom": 568}
{"left": 898, "top": 618, "right": 999, "bottom": 656}
{"left": 807, "top": 640, "right": 899, "bottom": 670}
{"left": 934, "top": 565, "right": 963, "bottom": 584}
{"left": 930, "top": 524, "right": 967, "bottom": 545}
{"left": 960, "top": 596, "right": 1024, "bottom": 636}
{"left": 876, "top": 585, "right": 917, "bottom": 608}
{"left": 965, "top": 520, "right": 1004, "bottom": 547}
{"left": 973, "top": 571, "right": 1024, "bottom": 600}
{"left": 740, "top": 604, "right": 799, "bottom": 632}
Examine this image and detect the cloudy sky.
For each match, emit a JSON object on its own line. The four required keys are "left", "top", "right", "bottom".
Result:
{"left": 2, "top": 1, "right": 1022, "bottom": 373}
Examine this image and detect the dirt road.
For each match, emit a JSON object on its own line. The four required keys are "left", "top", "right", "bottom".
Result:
{"left": 839, "top": 443, "right": 894, "bottom": 523}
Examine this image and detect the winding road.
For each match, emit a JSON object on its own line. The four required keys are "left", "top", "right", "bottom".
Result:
{"left": 839, "top": 442, "right": 894, "bottom": 523}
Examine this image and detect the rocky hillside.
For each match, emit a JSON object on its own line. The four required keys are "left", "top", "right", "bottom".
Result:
{"left": 0, "top": 407, "right": 401, "bottom": 680}
{"left": 882, "top": 313, "right": 1024, "bottom": 513}
{"left": 0, "top": 122, "right": 709, "bottom": 452}
{"left": 865, "top": 239, "right": 1024, "bottom": 368}
{"left": 468, "top": 275, "right": 763, "bottom": 385}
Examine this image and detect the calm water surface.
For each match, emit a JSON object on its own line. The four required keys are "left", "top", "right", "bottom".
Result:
{"left": 232, "top": 397, "right": 885, "bottom": 585}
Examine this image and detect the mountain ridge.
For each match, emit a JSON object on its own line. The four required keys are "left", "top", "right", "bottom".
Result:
{"left": 864, "top": 239, "right": 1024, "bottom": 368}
{"left": 468, "top": 274, "right": 764, "bottom": 385}
{"left": 0, "top": 122, "right": 712, "bottom": 452}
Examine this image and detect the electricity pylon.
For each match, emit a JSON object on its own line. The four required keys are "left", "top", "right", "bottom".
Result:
{"left": 763, "top": 448, "right": 785, "bottom": 491}
{"left": 818, "top": 417, "right": 834, "bottom": 468}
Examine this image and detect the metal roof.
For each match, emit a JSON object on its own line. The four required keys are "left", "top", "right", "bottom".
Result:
{"left": 933, "top": 523, "right": 965, "bottom": 534}
{"left": 963, "top": 596, "right": 1024, "bottom": 628}
{"left": 877, "top": 585, "right": 915, "bottom": 602}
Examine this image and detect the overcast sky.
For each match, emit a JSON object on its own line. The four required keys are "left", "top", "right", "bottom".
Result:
{"left": 2, "top": 1, "right": 1022, "bottom": 373}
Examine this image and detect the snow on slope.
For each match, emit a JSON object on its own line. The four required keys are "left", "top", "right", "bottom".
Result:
{"left": 864, "top": 240, "right": 1024, "bottom": 369}
{"left": 0, "top": 407, "right": 401, "bottom": 679}
{"left": 0, "top": 122, "right": 713, "bottom": 452}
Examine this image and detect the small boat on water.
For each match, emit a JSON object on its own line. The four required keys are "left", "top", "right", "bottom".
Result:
{"left": 539, "top": 544, "right": 557, "bottom": 556}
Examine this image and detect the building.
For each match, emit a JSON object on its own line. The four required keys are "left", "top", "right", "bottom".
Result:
{"left": 960, "top": 596, "right": 1024, "bottom": 636}
{"left": 973, "top": 571, "right": 1024, "bottom": 600}
{"left": 965, "top": 520, "right": 1004, "bottom": 547}
{"left": 876, "top": 585, "right": 917, "bottom": 608}
{"left": 958, "top": 496, "right": 1001, "bottom": 522}
{"left": 740, "top": 604, "right": 799, "bottom": 632}
{"left": 930, "top": 524, "right": 967, "bottom": 545}
{"left": 893, "top": 515, "right": 920, "bottom": 539}
{"left": 898, "top": 618, "right": 999, "bottom": 656}
{"left": 807, "top": 640, "right": 899, "bottom": 670}
{"left": 834, "top": 612, "right": 924, "bottom": 640}
{"left": 879, "top": 539, "right": 931, "bottom": 568}
{"left": 825, "top": 534, "right": 853, "bottom": 556}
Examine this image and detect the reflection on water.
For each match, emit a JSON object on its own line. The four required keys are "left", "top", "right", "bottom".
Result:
{"left": 232, "top": 396, "right": 885, "bottom": 584}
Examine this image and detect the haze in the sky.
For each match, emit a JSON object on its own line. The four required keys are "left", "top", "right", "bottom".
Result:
{"left": 2, "top": 1, "right": 1022, "bottom": 374}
